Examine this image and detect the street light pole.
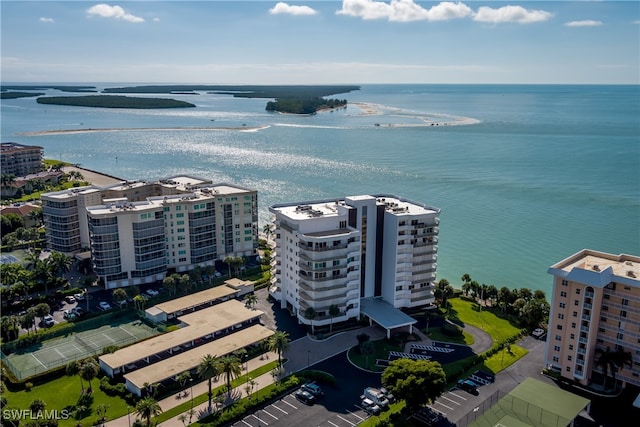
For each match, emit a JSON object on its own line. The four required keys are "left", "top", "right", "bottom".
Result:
{"left": 126, "top": 406, "right": 131, "bottom": 427}
{"left": 307, "top": 350, "right": 310, "bottom": 368}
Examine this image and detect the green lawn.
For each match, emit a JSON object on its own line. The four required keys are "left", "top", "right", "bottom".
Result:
{"left": 348, "top": 339, "right": 404, "bottom": 372}
{"left": 447, "top": 298, "right": 521, "bottom": 342}
{"left": 4, "top": 376, "right": 129, "bottom": 427}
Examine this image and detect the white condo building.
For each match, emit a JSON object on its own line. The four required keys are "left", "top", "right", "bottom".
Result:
{"left": 268, "top": 195, "right": 440, "bottom": 330}
{"left": 42, "top": 177, "right": 258, "bottom": 288}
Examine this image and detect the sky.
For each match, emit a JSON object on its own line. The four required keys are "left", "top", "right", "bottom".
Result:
{"left": 1, "top": 1, "right": 639, "bottom": 84}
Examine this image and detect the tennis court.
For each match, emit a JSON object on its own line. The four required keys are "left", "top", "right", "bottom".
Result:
{"left": 2, "top": 320, "right": 157, "bottom": 380}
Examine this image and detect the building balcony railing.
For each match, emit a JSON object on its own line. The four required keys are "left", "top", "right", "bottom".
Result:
{"left": 578, "top": 336, "right": 589, "bottom": 344}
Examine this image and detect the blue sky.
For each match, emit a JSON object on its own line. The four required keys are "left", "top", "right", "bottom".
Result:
{"left": 1, "top": 1, "right": 639, "bottom": 84}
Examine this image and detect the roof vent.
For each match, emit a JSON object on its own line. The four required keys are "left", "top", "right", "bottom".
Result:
{"left": 628, "top": 271, "right": 637, "bottom": 278}
{"left": 592, "top": 265, "right": 600, "bottom": 271}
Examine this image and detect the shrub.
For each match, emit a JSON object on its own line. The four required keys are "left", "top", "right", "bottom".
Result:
{"left": 25, "top": 382, "right": 33, "bottom": 391}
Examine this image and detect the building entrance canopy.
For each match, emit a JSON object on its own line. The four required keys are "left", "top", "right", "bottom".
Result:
{"left": 360, "top": 297, "right": 417, "bottom": 339}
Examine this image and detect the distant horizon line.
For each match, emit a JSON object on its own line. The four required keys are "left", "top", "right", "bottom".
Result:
{"left": 2, "top": 82, "right": 639, "bottom": 86}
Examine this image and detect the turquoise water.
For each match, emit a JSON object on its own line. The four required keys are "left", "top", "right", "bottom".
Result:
{"left": 2, "top": 84, "right": 639, "bottom": 295}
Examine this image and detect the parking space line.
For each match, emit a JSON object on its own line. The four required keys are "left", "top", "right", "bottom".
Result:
{"left": 440, "top": 395, "right": 462, "bottom": 405}
{"left": 336, "top": 415, "right": 356, "bottom": 426}
{"left": 251, "top": 414, "right": 268, "bottom": 425}
{"left": 240, "top": 419, "right": 252, "bottom": 427}
{"left": 448, "top": 391, "right": 467, "bottom": 400}
{"left": 434, "top": 400, "right": 454, "bottom": 410}
{"left": 280, "top": 399, "right": 297, "bottom": 410}
{"left": 346, "top": 409, "right": 365, "bottom": 421}
{"left": 262, "top": 409, "right": 278, "bottom": 420}
{"left": 270, "top": 403, "right": 288, "bottom": 415}
{"left": 327, "top": 421, "right": 340, "bottom": 427}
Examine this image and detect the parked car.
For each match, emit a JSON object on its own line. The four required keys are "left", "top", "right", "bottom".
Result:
{"left": 294, "top": 390, "right": 315, "bottom": 405}
{"left": 361, "top": 398, "right": 381, "bottom": 415}
{"left": 363, "top": 387, "right": 390, "bottom": 409}
{"left": 301, "top": 382, "right": 323, "bottom": 397}
{"left": 98, "top": 301, "right": 112, "bottom": 311}
{"left": 146, "top": 289, "right": 159, "bottom": 297}
{"left": 414, "top": 406, "right": 443, "bottom": 426}
{"left": 532, "top": 328, "right": 546, "bottom": 338}
{"left": 63, "top": 309, "right": 76, "bottom": 320}
{"left": 457, "top": 379, "right": 478, "bottom": 394}
{"left": 65, "top": 295, "right": 76, "bottom": 304}
{"left": 72, "top": 307, "right": 85, "bottom": 317}
{"left": 74, "top": 293, "right": 85, "bottom": 301}
{"left": 42, "top": 315, "right": 55, "bottom": 327}
{"left": 379, "top": 386, "right": 395, "bottom": 403}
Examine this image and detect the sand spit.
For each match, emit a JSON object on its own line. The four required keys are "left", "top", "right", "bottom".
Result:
{"left": 18, "top": 125, "right": 269, "bottom": 136}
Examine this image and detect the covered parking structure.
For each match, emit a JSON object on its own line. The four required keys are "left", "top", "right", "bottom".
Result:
{"left": 360, "top": 297, "right": 417, "bottom": 339}
{"left": 124, "top": 324, "right": 274, "bottom": 396}
{"left": 147, "top": 284, "right": 239, "bottom": 322}
{"left": 99, "top": 299, "right": 263, "bottom": 377}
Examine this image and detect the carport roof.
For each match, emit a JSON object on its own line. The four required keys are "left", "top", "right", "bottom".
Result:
{"left": 153, "top": 284, "right": 238, "bottom": 315}
{"left": 124, "top": 324, "right": 274, "bottom": 390}
{"left": 360, "top": 297, "right": 417, "bottom": 329}
{"left": 99, "top": 299, "right": 262, "bottom": 369}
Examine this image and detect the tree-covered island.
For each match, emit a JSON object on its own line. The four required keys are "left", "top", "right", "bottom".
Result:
{"left": 265, "top": 97, "right": 348, "bottom": 114}
{"left": 36, "top": 95, "right": 195, "bottom": 109}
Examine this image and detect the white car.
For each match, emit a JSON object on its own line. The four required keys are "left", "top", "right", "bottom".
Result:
{"left": 98, "top": 301, "right": 112, "bottom": 311}
{"left": 42, "top": 315, "right": 55, "bottom": 327}
{"left": 146, "top": 289, "right": 159, "bottom": 297}
{"left": 361, "top": 398, "right": 381, "bottom": 415}
{"left": 74, "top": 293, "right": 85, "bottom": 301}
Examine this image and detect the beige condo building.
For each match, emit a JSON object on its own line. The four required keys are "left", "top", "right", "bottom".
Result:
{"left": 546, "top": 249, "right": 640, "bottom": 389}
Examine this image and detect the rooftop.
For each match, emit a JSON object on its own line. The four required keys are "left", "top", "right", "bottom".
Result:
{"left": 549, "top": 249, "right": 640, "bottom": 287}
{"left": 153, "top": 285, "right": 238, "bottom": 315}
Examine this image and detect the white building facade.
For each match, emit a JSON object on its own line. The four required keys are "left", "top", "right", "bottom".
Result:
{"left": 269, "top": 195, "right": 440, "bottom": 328}
{"left": 42, "top": 178, "right": 258, "bottom": 289}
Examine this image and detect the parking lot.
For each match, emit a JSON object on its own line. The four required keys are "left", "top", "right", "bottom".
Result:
{"left": 231, "top": 388, "right": 373, "bottom": 427}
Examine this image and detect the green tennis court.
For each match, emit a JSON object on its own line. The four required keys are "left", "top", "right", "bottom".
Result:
{"left": 2, "top": 320, "right": 157, "bottom": 380}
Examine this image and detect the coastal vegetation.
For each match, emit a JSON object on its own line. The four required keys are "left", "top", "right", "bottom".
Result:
{"left": 265, "top": 97, "right": 347, "bottom": 114}
{"left": 102, "top": 84, "right": 360, "bottom": 98}
{"left": 1, "top": 91, "right": 44, "bottom": 99}
{"left": 36, "top": 95, "right": 195, "bottom": 109}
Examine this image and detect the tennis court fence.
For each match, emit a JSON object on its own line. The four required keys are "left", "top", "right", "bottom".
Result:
{"left": 1, "top": 332, "right": 142, "bottom": 381}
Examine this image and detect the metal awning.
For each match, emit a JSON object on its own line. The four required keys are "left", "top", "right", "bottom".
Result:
{"left": 360, "top": 297, "right": 417, "bottom": 338}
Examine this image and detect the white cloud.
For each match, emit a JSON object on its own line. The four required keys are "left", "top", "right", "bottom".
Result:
{"left": 565, "top": 20, "right": 602, "bottom": 27}
{"left": 269, "top": 2, "right": 318, "bottom": 16}
{"left": 336, "top": 0, "right": 471, "bottom": 22}
{"left": 473, "top": 5, "right": 552, "bottom": 24}
{"left": 86, "top": 4, "right": 145, "bottom": 23}
{"left": 39, "top": 17, "right": 54, "bottom": 23}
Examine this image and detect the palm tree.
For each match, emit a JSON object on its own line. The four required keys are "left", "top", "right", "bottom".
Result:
{"left": 304, "top": 307, "right": 317, "bottom": 334}
{"left": 268, "top": 331, "right": 290, "bottom": 367}
{"left": 79, "top": 358, "right": 99, "bottom": 393}
{"left": 328, "top": 304, "right": 340, "bottom": 333}
{"left": 198, "top": 354, "right": 220, "bottom": 414}
{"left": 112, "top": 288, "right": 128, "bottom": 307}
{"left": 223, "top": 256, "right": 233, "bottom": 278}
{"left": 262, "top": 224, "right": 273, "bottom": 241}
{"left": 243, "top": 293, "right": 258, "bottom": 310}
{"left": 66, "top": 361, "right": 84, "bottom": 392}
{"left": 175, "top": 371, "right": 191, "bottom": 388}
{"left": 135, "top": 397, "right": 162, "bottom": 427}
{"left": 218, "top": 355, "right": 242, "bottom": 396}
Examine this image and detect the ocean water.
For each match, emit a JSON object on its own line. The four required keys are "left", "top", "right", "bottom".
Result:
{"left": 2, "top": 84, "right": 639, "bottom": 295}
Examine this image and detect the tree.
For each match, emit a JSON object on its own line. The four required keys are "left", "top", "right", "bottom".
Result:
{"left": 112, "top": 288, "right": 128, "bottom": 307}
{"left": 175, "top": 371, "right": 191, "bottom": 388}
{"left": 218, "top": 355, "right": 242, "bottom": 395}
{"left": 135, "top": 397, "right": 162, "bottom": 427}
{"left": 29, "top": 399, "right": 46, "bottom": 413}
{"left": 48, "top": 251, "right": 73, "bottom": 276}
{"left": 223, "top": 256, "right": 233, "bottom": 278}
{"left": 328, "top": 304, "right": 340, "bottom": 333}
{"left": 79, "top": 358, "right": 99, "bottom": 393}
{"left": 34, "top": 303, "right": 51, "bottom": 322}
{"left": 198, "top": 354, "right": 220, "bottom": 414}
{"left": 304, "top": 307, "right": 317, "bottom": 334}
{"left": 262, "top": 224, "right": 273, "bottom": 240}
{"left": 133, "top": 294, "right": 147, "bottom": 313}
{"left": 162, "top": 275, "right": 176, "bottom": 295}
{"left": 381, "top": 358, "right": 447, "bottom": 411}
{"left": 361, "top": 341, "right": 375, "bottom": 369}
{"left": 177, "top": 274, "right": 191, "bottom": 294}
{"left": 243, "top": 293, "right": 258, "bottom": 310}
{"left": 268, "top": 330, "right": 290, "bottom": 367}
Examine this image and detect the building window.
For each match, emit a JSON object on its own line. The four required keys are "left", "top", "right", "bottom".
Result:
{"left": 570, "top": 334, "right": 575, "bottom": 339}
{"left": 566, "top": 367, "right": 571, "bottom": 372}
{"left": 560, "top": 291, "right": 567, "bottom": 297}
{"left": 575, "top": 288, "right": 581, "bottom": 295}
{"left": 562, "top": 280, "right": 568, "bottom": 286}
{"left": 553, "top": 356, "right": 559, "bottom": 362}
{"left": 573, "top": 311, "right": 577, "bottom": 317}
{"left": 571, "top": 323, "right": 576, "bottom": 328}
{"left": 557, "top": 325, "right": 563, "bottom": 330}
{"left": 558, "top": 313, "right": 564, "bottom": 320}
{"left": 569, "top": 344, "right": 574, "bottom": 350}
{"left": 567, "top": 355, "right": 572, "bottom": 361}
{"left": 621, "top": 310, "right": 627, "bottom": 318}
{"left": 395, "top": 285, "right": 402, "bottom": 291}
{"left": 617, "top": 332, "right": 624, "bottom": 340}
{"left": 554, "top": 345, "right": 561, "bottom": 351}
{"left": 559, "top": 302, "right": 566, "bottom": 309}
{"left": 555, "top": 335, "right": 562, "bottom": 341}
{"left": 574, "top": 300, "right": 579, "bottom": 306}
